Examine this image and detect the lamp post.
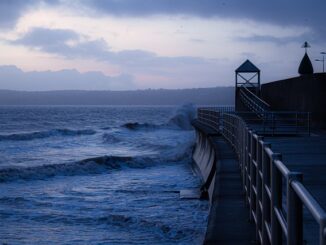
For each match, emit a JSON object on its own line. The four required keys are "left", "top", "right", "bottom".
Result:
{"left": 315, "top": 52, "right": 326, "bottom": 73}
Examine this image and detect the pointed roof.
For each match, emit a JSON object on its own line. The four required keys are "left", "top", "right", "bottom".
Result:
{"left": 298, "top": 53, "right": 314, "bottom": 75}
{"left": 236, "top": 59, "right": 260, "bottom": 73}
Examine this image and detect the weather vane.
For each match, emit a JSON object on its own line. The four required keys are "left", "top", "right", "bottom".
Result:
{"left": 302, "top": 41, "right": 311, "bottom": 53}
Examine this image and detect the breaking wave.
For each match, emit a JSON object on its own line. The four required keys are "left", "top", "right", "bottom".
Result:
{"left": 102, "top": 133, "right": 121, "bottom": 144}
{"left": 122, "top": 122, "right": 160, "bottom": 130}
{"left": 0, "top": 156, "right": 145, "bottom": 183}
{"left": 121, "top": 104, "right": 196, "bottom": 131}
{"left": 0, "top": 149, "right": 192, "bottom": 183}
{"left": 0, "top": 128, "right": 96, "bottom": 141}
{"left": 167, "top": 104, "right": 195, "bottom": 130}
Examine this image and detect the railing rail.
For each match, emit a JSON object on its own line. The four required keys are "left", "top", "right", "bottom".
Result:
{"left": 237, "top": 86, "right": 310, "bottom": 135}
{"left": 197, "top": 106, "right": 235, "bottom": 132}
{"left": 236, "top": 111, "right": 311, "bottom": 135}
{"left": 221, "top": 112, "right": 326, "bottom": 245}
{"left": 197, "top": 108, "right": 310, "bottom": 136}
{"left": 239, "top": 86, "right": 270, "bottom": 117}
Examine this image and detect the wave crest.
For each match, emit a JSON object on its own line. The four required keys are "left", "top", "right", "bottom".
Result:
{"left": 102, "top": 133, "right": 121, "bottom": 144}
{"left": 122, "top": 122, "right": 159, "bottom": 130}
{"left": 0, "top": 155, "right": 153, "bottom": 183}
{"left": 0, "top": 128, "right": 96, "bottom": 141}
{"left": 0, "top": 143, "right": 194, "bottom": 183}
{"left": 167, "top": 104, "right": 195, "bottom": 130}
{"left": 121, "top": 104, "right": 196, "bottom": 131}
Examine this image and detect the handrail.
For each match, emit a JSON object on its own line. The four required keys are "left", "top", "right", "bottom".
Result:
{"left": 197, "top": 106, "right": 235, "bottom": 132}
{"left": 241, "top": 85, "right": 271, "bottom": 109}
{"left": 236, "top": 111, "right": 311, "bottom": 135}
{"left": 238, "top": 86, "right": 311, "bottom": 135}
{"left": 198, "top": 109, "right": 310, "bottom": 136}
{"left": 291, "top": 181, "right": 326, "bottom": 223}
{"left": 221, "top": 112, "right": 326, "bottom": 245}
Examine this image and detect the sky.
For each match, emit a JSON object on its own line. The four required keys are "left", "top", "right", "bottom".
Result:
{"left": 0, "top": 0, "right": 325, "bottom": 91}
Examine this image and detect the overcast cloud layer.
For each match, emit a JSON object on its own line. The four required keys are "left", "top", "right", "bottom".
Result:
{"left": 83, "top": 0, "right": 325, "bottom": 34}
{"left": 0, "top": 0, "right": 325, "bottom": 90}
{"left": 2, "top": 0, "right": 324, "bottom": 37}
{"left": 12, "top": 27, "right": 212, "bottom": 67}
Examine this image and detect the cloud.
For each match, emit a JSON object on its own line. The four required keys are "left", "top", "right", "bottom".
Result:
{"left": 80, "top": 0, "right": 326, "bottom": 39}
{"left": 0, "top": 0, "right": 59, "bottom": 29}
{"left": 0, "top": 65, "right": 134, "bottom": 91}
{"left": 12, "top": 27, "right": 110, "bottom": 59}
{"left": 11, "top": 27, "right": 212, "bottom": 69}
{"left": 8, "top": 27, "right": 223, "bottom": 88}
{"left": 0, "top": 0, "right": 33, "bottom": 28}
{"left": 13, "top": 27, "right": 79, "bottom": 47}
{"left": 1, "top": 0, "right": 325, "bottom": 41}
{"left": 189, "top": 38, "right": 206, "bottom": 43}
{"left": 235, "top": 34, "right": 310, "bottom": 45}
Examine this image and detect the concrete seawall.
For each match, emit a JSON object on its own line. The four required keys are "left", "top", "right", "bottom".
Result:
{"left": 192, "top": 120, "right": 255, "bottom": 244}
{"left": 192, "top": 122, "right": 218, "bottom": 200}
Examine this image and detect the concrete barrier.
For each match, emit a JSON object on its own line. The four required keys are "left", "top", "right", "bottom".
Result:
{"left": 192, "top": 127, "right": 218, "bottom": 200}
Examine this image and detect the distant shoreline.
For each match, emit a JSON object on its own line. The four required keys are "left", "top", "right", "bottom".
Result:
{"left": 0, "top": 87, "right": 234, "bottom": 105}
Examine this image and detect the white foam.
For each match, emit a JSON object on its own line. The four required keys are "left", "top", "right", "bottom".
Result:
{"left": 168, "top": 104, "right": 196, "bottom": 130}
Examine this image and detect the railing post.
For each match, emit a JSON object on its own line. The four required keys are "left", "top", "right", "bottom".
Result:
{"left": 296, "top": 112, "right": 298, "bottom": 134}
{"left": 262, "top": 142, "right": 272, "bottom": 244}
{"left": 249, "top": 132, "right": 257, "bottom": 225}
{"left": 246, "top": 129, "right": 252, "bottom": 208}
{"left": 243, "top": 127, "right": 249, "bottom": 193}
{"left": 249, "top": 130, "right": 254, "bottom": 221}
{"left": 271, "top": 153, "right": 282, "bottom": 245}
{"left": 263, "top": 112, "right": 266, "bottom": 134}
{"left": 287, "top": 172, "right": 303, "bottom": 245}
{"left": 241, "top": 124, "right": 246, "bottom": 174}
{"left": 256, "top": 136, "right": 264, "bottom": 243}
{"left": 320, "top": 219, "right": 326, "bottom": 245}
{"left": 272, "top": 113, "right": 275, "bottom": 136}
{"left": 308, "top": 112, "right": 311, "bottom": 136}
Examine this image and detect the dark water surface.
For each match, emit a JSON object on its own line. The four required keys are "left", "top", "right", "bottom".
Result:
{"left": 0, "top": 105, "right": 208, "bottom": 244}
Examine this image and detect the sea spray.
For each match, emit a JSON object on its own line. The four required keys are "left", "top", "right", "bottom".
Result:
{"left": 168, "top": 103, "right": 196, "bottom": 130}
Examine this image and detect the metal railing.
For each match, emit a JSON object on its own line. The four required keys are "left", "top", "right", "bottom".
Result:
{"left": 239, "top": 86, "right": 271, "bottom": 117}
{"left": 236, "top": 111, "right": 311, "bottom": 136}
{"left": 198, "top": 109, "right": 310, "bottom": 136}
{"left": 197, "top": 106, "right": 235, "bottom": 132}
{"left": 237, "top": 86, "right": 310, "bottom": 135}
{"left": 222, "top": 113, "right": 326, "bottom": 245}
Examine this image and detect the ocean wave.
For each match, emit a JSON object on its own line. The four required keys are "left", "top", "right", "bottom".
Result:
{"left": 167, "top": 104, "right": 195, "bottom": 130}
{"left": 121, "top": 104, "right": 196, "bottom": 131}
{"left": 102, "top": 133, "right": 121, "bottom": 144}
{"left": 0, "top": 146, "right": 193, "bottom": 183}
{"left": 23, "top": 211, "right": 192, "bottom": 239}
{"left": 25, "top": 212, "right": 186, "bottom": 238}
{"left": 0, "top": 155, "right": 155, "bottom": 183}
{"left": 122, "top": 122, "right": 160, "bottom": 130}
{"left": 0, "top": 128, "right": 96, "bottom": 141}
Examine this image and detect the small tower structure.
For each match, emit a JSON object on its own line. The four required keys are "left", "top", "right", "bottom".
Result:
{"left": 298, "top": 41, "right": 314, "bottom": 75}
{"left": 235, "top": 59, "right": 260, "bottom": 110}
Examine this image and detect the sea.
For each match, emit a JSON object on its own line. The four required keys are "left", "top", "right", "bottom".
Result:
{"left": 0, "top": 105, "right": 209, "bottom": 245}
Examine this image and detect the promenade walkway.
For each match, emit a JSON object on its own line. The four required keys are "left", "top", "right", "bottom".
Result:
{"left": 204, "top": 134, "right": 256, "bottom": 244}
{"left": 192, "top": 120, "right": 256, "bottom": 244}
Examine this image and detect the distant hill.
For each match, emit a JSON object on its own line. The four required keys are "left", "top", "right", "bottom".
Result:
{"left": 0, "top": 87, "right": 234, "bottom": 105}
